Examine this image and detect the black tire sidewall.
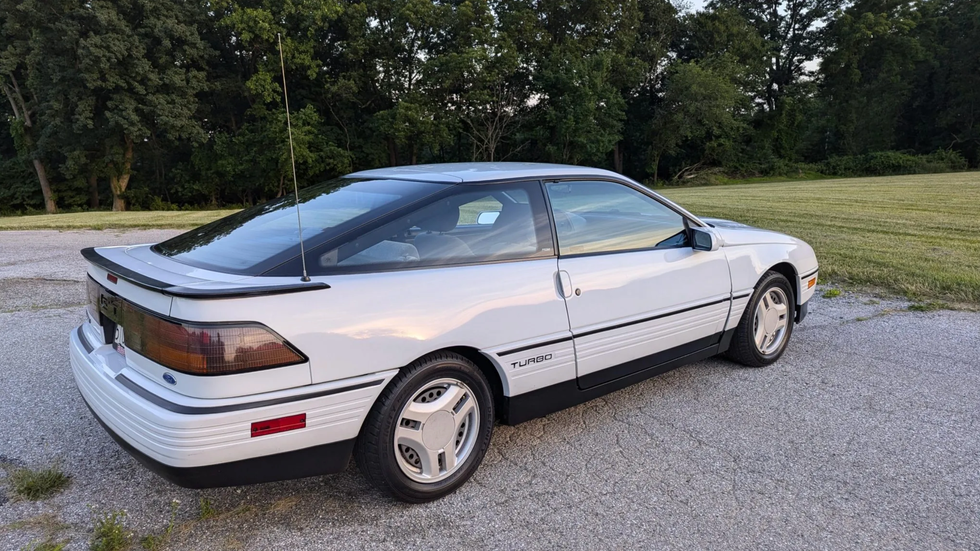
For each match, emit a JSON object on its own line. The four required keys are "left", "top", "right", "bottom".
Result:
{"left": 372, "top": 356, "right": 494, "bottom": 502}
{"left": 745, "top": 273, "right": 796, "bottom": 364}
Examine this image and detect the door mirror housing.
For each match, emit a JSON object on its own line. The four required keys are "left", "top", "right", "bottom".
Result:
{"left": 691, "top": 228, "right": 719, "bottom": 252}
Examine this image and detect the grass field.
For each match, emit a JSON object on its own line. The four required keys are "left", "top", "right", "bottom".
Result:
{"left": 0, "top": 209, "right": 236, "bottom": 230}
{"left": 2, "top": 172, "right": 978, "bottom": 304}
{"left": 661, "top": 172, "right": 980, "bottom": 306}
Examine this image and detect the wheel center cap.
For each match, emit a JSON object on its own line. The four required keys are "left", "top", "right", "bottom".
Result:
{"left": 421, "top": 411, "right": 455, "bottom": 450}
{"left": 764, "top": 308, "right": 778, "bottom": 333}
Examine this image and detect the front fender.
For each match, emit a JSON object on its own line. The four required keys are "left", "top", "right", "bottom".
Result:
{"left": 722, "top": 240, "right": 818, "bottom": 306}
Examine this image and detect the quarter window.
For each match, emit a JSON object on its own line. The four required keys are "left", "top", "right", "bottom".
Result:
{"left": 546, "top": 181, "right": 690, "bottom": 255}
{"left": 314, "top": 182, "right": 553, "bottom": 271}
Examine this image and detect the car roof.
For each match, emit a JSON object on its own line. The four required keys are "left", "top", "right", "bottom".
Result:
{"left": 346, "top": 162, "right": 627, "bottom": 184}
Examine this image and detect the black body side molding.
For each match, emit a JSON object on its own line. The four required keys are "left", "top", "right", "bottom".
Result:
{"left": 81, "top": 247, "right": 329, "bottom": 299}
{"left": 502, "top": 328, "right": 736, "bottom": 425}
{"left": 114, "top": 374, "right": 383, "bottom": 415}
{"left": 799, "top": 267, "right": 819, "bottom": 280}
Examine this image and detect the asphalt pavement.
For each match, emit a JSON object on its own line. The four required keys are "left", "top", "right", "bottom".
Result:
{"left": 1, "top": 229, "right": 978, "bottom": 550}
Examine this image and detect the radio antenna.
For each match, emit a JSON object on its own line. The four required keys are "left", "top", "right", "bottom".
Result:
{"left": 278, "top": 32, "right": 310, "bottom": 282}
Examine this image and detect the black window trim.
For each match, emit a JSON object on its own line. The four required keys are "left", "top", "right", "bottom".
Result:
{"left": 158, "top": 172, "right": 704, "bottom": 279}
{"left": 542, "top": 177, "right": 702, "bottom": 259}
{"left": 266, "top": 179, "right": 559, "bottom": 277}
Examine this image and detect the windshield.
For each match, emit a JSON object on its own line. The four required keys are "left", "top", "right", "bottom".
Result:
{"left": 154, "top": 178, "right": 448, "bottom": 275}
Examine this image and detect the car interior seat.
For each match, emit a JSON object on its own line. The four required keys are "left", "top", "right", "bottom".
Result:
{"left": 413, "top": 206, "right": 473, "bottom": 261}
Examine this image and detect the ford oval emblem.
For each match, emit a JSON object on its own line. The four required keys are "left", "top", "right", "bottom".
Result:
{"left": 162, "top": 373, "right": 177, "bottom": 385}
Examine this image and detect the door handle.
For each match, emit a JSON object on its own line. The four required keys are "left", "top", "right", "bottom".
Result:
{"left": 557, "top": 270, "right": 573, "bottom": 299}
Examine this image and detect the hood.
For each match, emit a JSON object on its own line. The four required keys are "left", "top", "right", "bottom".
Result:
{"left": 700, "top": 218, "right": 798, "bottom": 247}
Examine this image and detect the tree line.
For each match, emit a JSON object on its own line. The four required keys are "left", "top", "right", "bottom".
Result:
{"left": 1, "top": 0, "right": 977, "bottom": 214}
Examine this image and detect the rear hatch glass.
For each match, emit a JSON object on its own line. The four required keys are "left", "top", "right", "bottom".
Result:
{"left": 153, "top": 178, "right": 447, "bottom": 275}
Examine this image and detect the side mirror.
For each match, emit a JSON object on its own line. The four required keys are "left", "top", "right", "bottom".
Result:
{"left": 692, "top": 228, "right": 719, "bottom": 252}
{"left": 477, "top": 211, "right": 500, "bottom": 225}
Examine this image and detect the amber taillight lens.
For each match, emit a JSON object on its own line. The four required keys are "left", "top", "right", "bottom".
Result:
{"left": 118, "top": 301, "right": 305, "bottom": 376}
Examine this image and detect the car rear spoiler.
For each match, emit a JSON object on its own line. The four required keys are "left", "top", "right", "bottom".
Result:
{"left": 81, "top": 247, "right": 330, "bottom": 299}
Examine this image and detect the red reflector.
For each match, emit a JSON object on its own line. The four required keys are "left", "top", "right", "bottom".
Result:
{"left": 250, "top": 414, "right": 306, "bottom": 438}
{"left": 106, "top": 274, "right": 118, "bottom": 284}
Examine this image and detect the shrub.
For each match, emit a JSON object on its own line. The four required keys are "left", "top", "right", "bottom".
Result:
{"left": 816, "top": 150, "right": 968, "bottom": 177}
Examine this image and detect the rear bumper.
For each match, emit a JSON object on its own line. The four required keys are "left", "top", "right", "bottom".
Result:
{"left": 70, "top": 325, "right": 392, "bottom": 488}
{"left": 85, "top": 400, "right": 355, "bottom": 488}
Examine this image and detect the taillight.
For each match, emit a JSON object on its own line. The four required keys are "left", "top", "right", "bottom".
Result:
{"left": 86, "top": 277, "right": 100, "bottom": 319}
{"left": 119, "top": 302, "right": 305, "bottom": 376}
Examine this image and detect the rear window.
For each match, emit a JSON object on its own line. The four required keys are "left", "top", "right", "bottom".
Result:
{"left": 154, "top": 178, "right": 447, "bottom": 274}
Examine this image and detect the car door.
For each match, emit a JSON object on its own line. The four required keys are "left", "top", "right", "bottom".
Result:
{"left": 545, "top": 180, "right": 732, "bottom": 389}
{"left": 301, "top": 180, "right": 577, "bottom": 395}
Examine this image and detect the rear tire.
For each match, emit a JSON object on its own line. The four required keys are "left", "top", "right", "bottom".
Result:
{"left": 725, "top": 271, "right": 796, "bottom": 367}
{"left": 355, "top": 352, "right": 494, "bottom": 503}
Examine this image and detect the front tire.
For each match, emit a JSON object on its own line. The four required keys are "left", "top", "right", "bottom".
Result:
{"left": 355, "top": 352, "right": 494, "bottom": 503}
{"left": 725, "top": 271, "right": 796, "bottom": 367}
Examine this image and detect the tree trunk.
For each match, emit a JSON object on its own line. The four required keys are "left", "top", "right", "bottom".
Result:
{"left": 388, "top": 138, "right": 398, "bottom": 166}
{"left": 387, "top": 138, "right": 398, "bottom": 166}
{"left": 88, "top": 173, "right": 99, "bottom": 209}
{"left": 110, "top": 136, "right": 134, "bottom": 211}
{"left": 3, "top": 77, "right": 57, "bottom": 214}
{"left": 32, "top": 158, "right": 57, "bottom": 214}
{"left": 613, "top": 142, "right": 624, "bottom": 174}
{"left": 110, "top": 175, "right": 127, "bottom": 211}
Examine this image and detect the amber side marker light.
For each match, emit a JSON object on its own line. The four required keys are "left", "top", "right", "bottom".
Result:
{"left": 807, "top": 277, "right": 817, "bottom": 289}
{"left": 251, "top": 414, "right": 307, "bottom": 437}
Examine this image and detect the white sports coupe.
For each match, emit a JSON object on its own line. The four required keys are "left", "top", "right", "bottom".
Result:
{"left": 70, "top": 163, "right": 818, "bottom": 502}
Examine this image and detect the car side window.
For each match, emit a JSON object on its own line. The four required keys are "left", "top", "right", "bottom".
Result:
{"left": 315, "top": 182, "right": 553, "bottom": 271}
{"left": 546, "top": 181, "right": 690, "bottom": 255}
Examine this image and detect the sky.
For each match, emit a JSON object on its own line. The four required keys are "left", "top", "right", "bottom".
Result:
{"left": 680, "top": 0, "right": 710, "bottom": 12}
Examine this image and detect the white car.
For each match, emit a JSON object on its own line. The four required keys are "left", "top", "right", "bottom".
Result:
{"left": 70, "top": 163, "right": 818, "bottom": 502}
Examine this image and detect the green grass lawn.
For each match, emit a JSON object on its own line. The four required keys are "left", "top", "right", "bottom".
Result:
{"left": 661, "top": 172, "right": 980, "bottom": 306}
{"left": 2, "top": 172, "right": 978, "bottom": 305}
{"left": 0, "top": 210, "right": 236, "bottom": 230}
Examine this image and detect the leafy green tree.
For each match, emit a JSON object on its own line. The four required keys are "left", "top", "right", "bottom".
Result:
{"left": 675, "top": 7, "right": 768, "bottom": 100}
{"left": 211, "top": 0, "right": 350, "bottom": 190}
{"left": 2, "top": 0, "right": 978, "bottom": 213}
{"left": 904, "top": 0, "right": 980, "bottom": 165}
{"left": 32, "top": 0, "right": 211, "bottom": 211}
{"left": 0, "top": 115, "right": 38, "bottom": 212}
{"left": 647, "top": 61, "right": 742, "bottom": 181}
{"left": 360, "top": 0, "right": 457, "bottom": 165}
{"left": 711, "top": 0, "right": 844, "bottom": 112}
{"left": 819, "top": 0, "right": 923, "bottom": 156}
{"left": 501, "top": 0, "right": 650, "bottom": 166}
{"left": 0, "top": 0, "right": 59, "bottom": 213}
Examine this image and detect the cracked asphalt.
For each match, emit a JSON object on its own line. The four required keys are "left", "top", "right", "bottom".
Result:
{"left": 1, "top": 229, "right": 979, "bottom": 550}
